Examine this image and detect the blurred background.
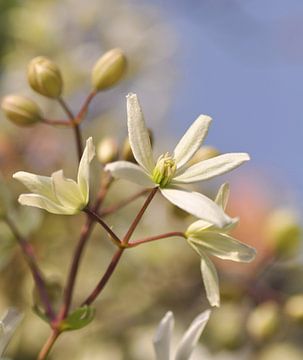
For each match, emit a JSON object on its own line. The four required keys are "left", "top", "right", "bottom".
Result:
{"left": 0, "top": 0, "right": 303, "bottom": 359}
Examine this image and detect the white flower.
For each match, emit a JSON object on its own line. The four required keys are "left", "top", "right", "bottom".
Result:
{"left": 153, "top": 309, "right": 211, "bottom": 360}
{"left": 13, "top": 138, "right": 95, "bottom": 215}
{"left": 105, "top": 93, "right": 249, "bottom": 228}
{"left": 185, "top": 183, "right": 256, "bottom": 307}
{"left": 0, "top": 308, "right": 23, "bottom": 357}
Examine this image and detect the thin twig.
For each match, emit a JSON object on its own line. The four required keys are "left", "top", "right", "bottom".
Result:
{"left": 75, "top": 91, "right": 97, "bottom": 124}
{"left": 4, "top": 216, "right": 55, "bottom": 320}
{"left": 37, "top": 329, "right": 60, "bottom": 360}
{"left": 128, "top": 231, "right": 186, "bottom": 247}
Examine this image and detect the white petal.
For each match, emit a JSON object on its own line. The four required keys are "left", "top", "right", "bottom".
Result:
{"left": 175, "top": 310, "right": 211, "bottom": 360}
{"left": 0, "top": 308, "right": 23, "bottom": 357}
{"left": 215, "top": 183, "right": 230, "bottom": 210}
{"left": 105, "top": 161, "right": 155, "bottom": 187}
{"left": 52, "top": 170, "right": 85, "bottom": 209}
{"left": 77, "top": 137, "right": 95, "bottom": 203}
{"left": 160, "top": 187, "right": 232, "bottom": 228}
{"left": 13, "top": 171, "right": 56, "bottom": 201}
{"left": 18, "top": 194, "right": 76, "bottom": 215}
{"left": 153, "top": 311, "right": 174, "bottom": 360}
{"left": 191, "top": 232, "right": 256, "bottom": 263}
{"left": 186, "top": 219, "right": 213, "bottom": 237}
{"left": 200, "top": 252, "right": 220, "bottom": 307}
{"left": 127, "top": 93, "right": 155, "bottom": 173}
{"left": 174, "top": 153, "right": 250, "bottom": 183}
{"left": 173, "top": 115, "right": 212, "bottom": 169}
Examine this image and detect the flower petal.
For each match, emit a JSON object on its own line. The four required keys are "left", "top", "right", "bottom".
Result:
{"left": 105, "top": 161, "right": 155, "bottom": 187}
{"left": 200, "top": 252, "right": 220, "bottom": 307}
{"left": 13, "top": 171, "right": 56, "bottom": 201}
{"left": 175, "top": 310, "right": 211, "bottom": 360}
{"left": 173, "top": 153, "right": 250, "bottom": 183}
{"left": 52, "top": 170, "right": 85, "bottom": 209}
{"left": 186, "top": 219, "right": 213, "bottom": 236}
{"left": 18, "top": 194, "right": 75, "bottom": 214}
{"left": 190, "top": 232, "right": 256, "bottom": 263}
{"left": 0, "top": 308, "right": 23, "bottom": 357}
{"left": 77, "top": 137, "right": 95, "bottom": 203}
{"left": 127, "top": 93, "right": 155, "bottom": 173}
{"left": 153, "top": 311, "right": 174, "bottom": 360}
{"left": 160, "top": 187, "right": 232, "bottom": 228}
{"left": 173, "top": 115, "right": 212, "bottom": 169}
{"left": 215, "top": 183, "right": 230, "bottom": 210}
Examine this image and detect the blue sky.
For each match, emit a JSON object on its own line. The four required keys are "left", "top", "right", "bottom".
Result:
{"left": 142, "top": 0, "right": 303, "bottom": 208}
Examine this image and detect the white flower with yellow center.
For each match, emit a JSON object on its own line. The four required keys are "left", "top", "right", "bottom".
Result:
{"left": 105, "top": 93, "right": 250, "bottom": 228}
{"left": 185, "top": 183, "right": 256, "bottom": 307}
{"left": 13, "top": 138, "right": 95, "bottom": 215}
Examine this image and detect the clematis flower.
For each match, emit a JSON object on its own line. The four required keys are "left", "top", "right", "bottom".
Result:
{"left": 105, "top": 93, "right": 249, "bottom": 228}
{"left": 153, "top": 309, "right": 211, "bottom": 360}
{"left": 13, "top": 138, "right": 95, "bottom": 215}
{"left": 185, "top": 183, "right": 256, "bottom": 307}
{"left": 0, "top": 308, "right": 23, "bottom": 357}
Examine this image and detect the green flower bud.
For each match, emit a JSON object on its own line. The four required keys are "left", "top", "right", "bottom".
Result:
{"left": 92, "top": 48, "right": 127, "bottom": 91}
{"left": 1, "top": 95, "right": 42, "bottom": 126}
{"left": 152, "top": 153, "right": 176, "bottom": 187}
{"left": 27, "top": 56, "right": 63, "bottom": 98}
{"left": 284, "top": 294, "right": 303, "bottom": 322}
{"left": 247, "top": 301, "right": 280, "bottom": 342}
{"left": 97, "top": 137, "right": 119, "bottom": 164}
{"left": 265, "top": 209, "right": 301, "bottom": 257}
{"left": 121, "top": 137, "right": 136, "bottom": 163}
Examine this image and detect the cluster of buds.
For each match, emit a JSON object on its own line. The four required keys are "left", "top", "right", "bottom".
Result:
{"left": 1, "top": 49, "right": 127, "bottom": 127}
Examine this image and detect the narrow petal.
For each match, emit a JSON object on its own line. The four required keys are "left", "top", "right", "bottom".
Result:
{"left": 160, "top": 187, "right": 232, "bottom": 228}
{"left": 173, "top": 153, "right": 250, "bottom": 183}
{"left": 215, "top": 183, "right": 230, "bottom": 210}
{"left": 18, "top": 194, "right": 75, "bottom": 214}
{"left": 0, "top": 308, "right": 23, "bottom": 357}
{"left": 52, "top": 170, "right": 85, "bottom": 209}
{"left": 175, "top": 310, "right": 211, "bottom": 360}
{"left": 186, "top": 219, "right": 213, "bottom": 236}
{"left": 105, "top": 161, "right": 155, "bottom": 187}
{"left": 153, "top": 311, "right": 174, "bottom": 360}
{"left": 173, "top": 115, "right": 212, "bottom": 169}
{"left": 200, "top": 252, "right": 220, "bottom": 307}
{"left": 13, "top": 171, "right": 56, "bottom": 201}
{"left": 190, "top": 232, "right": 256, "bottom": 263}
{"left": 77, "top": 137, "right": 95, "bottom": 203}
{"left": 127, "top": 93, "right": 155, "bottom": 173}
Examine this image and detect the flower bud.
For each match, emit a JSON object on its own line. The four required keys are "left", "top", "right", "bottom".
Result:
{"left": 27, "top": 56, "right": 63, "bottom": 98}
{"left": 187, "top": 146, "right": 220, "bottom": 166}
{"left": 246, "top": 301, "right": 280, "bottom": 342}
{"left": 97, "top": 137, "right": 119, "bottom": 164}
{"left": 92, "top": 48, "right": 127, "bottom": 91}
{"left": 284, "top": 294, "right": 303, "bottom": 322}
{"left": 265, "top": 209, "right": 301, "bottom": 257}
{"left": 1, "top": 95, "right": 42, "bottom": 126}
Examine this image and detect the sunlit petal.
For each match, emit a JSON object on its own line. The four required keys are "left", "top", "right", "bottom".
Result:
{"left": 215, "top": 183, "right": 230, "bottom": 210}
{"left": 160, "top": 187, "right": 232, "bottom": 228}
{"left": 175, "top": 310, "right": 211, "bottom": 360}
{"left": 191, "top": 232, "right": 256, "bottom": 263}
{"left": 173, "top": 115, "right": 212, "bottom": 169}
{"left": 153, "top": 311, "right": 174, "bottom": 360}
{"left": 77, "top": 137, "right": 95, "bottom": 203}
{"left": 127, "top": 93, "right": 155, "bottom": 173}
{"left": 18, "top": 194, "right": 75, "bottom": 214}
{"left": 173, "top": 153, "right": 250, "bottom": 183}
{"left": 105, "top": 161, "right": 154, "bottom": 187}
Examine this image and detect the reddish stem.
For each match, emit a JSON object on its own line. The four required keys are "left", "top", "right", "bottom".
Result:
{"left": 128, "top": 231, "right": 186, "bottom": 247}
{"left": 37, "top": 329, "right": 60, "bottom": 360}
{"left": 75, "top": 91, "right": 97, "bottom": 124}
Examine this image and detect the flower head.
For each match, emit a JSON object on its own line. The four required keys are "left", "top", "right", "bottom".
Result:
{"left": 105, "top": 93, "right": 250, "bottom": 228}
{"left": 13, "top": 138, "right": 95, "bottom": 215}
{"left": 185, "top": 183, "right": 257, "bottom": 307}
{"left": 153, "top": 309, "right": 211, "bottom": 360}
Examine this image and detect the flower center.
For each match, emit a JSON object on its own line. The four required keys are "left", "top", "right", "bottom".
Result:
{"left": 152, "top": 152, "right": 176, "bottom": 187}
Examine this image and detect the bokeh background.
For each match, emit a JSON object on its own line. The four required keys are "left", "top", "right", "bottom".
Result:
{"left": 0, "top": 1, "right": 303, "bottom": 359}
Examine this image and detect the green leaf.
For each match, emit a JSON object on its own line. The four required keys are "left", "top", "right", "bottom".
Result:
{"left": 60, "top": 306, "right": 95, "bottom": 331}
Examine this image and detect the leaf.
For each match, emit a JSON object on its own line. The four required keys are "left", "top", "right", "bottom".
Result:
{"left": 60, "top": 306, "right": 95, "bottom": 331}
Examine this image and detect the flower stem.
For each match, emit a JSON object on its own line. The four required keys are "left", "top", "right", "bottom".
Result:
{"left": 4, "top": 216, "right": 55, "bottom": 320}
{"left": 81, "top": 187, "right": 158, "bottom": 306}
{"left": 57, "top": 97, "right": 83, "bottom": 161}
{"left": 75, "top": 91, "right": 97, "bottom": 124}
{"left": 128, "top": 231, "right": 186, "bottom": 247}
{"left": 37, "top": 329, "right": 61, "bottom": 360}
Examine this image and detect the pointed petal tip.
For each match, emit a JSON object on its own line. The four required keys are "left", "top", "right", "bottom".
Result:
{"left": 126, "top": 92, "right": 137, "bottom": 100}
